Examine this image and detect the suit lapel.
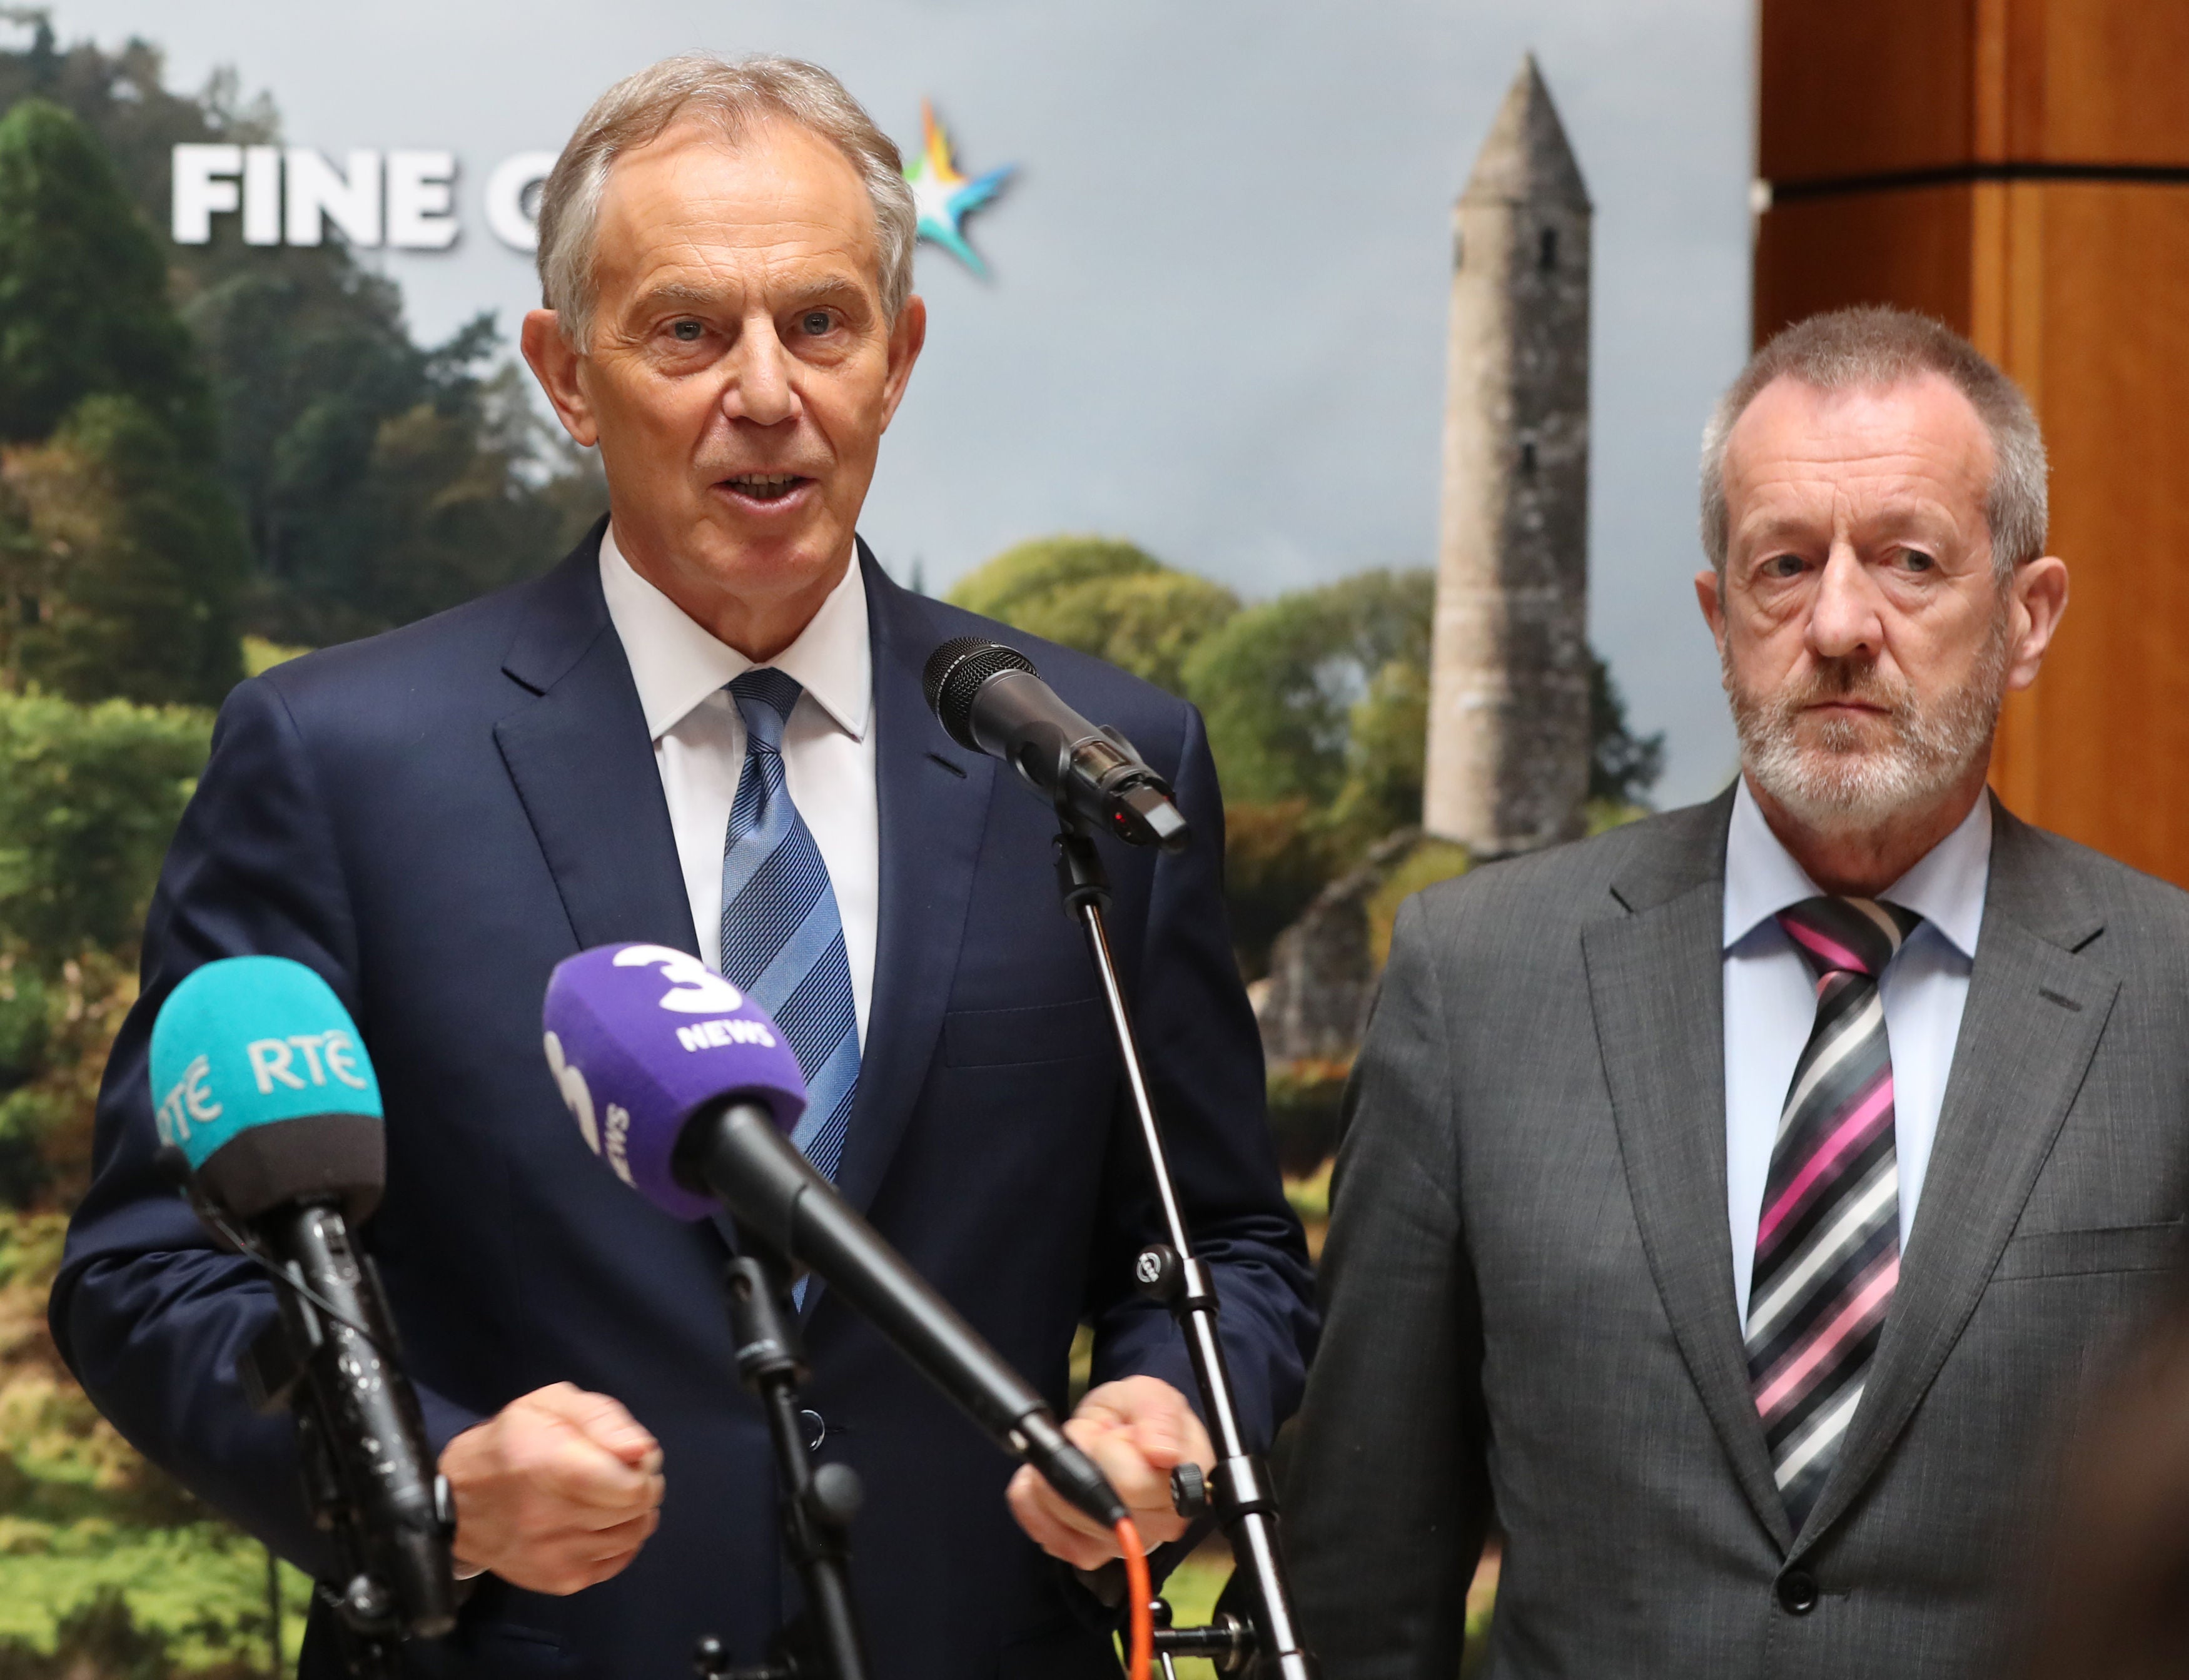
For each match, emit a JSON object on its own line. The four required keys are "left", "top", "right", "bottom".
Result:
{"left": 1584, "top": 789, "right": 1794, "bottom": 1551}
{"left": 831, "top": 550, "right": 996, "bottom": 1221}
{"left": 492, "top": 526, "right": 699, "bottom": 959}
{"left": 1792, "top": 799, "right": 2116, "bottom": 1552}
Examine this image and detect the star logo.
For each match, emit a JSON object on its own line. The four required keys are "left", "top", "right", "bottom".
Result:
{"left": 904, "top": 101, "right": 1014, "bottom": 277}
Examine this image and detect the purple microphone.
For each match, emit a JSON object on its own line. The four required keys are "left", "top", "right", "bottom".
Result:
{"left": 540, "top": 942, "right": 1130, "bottom": 1532}
{"left": 542, "top": 943, "right": 807, "bottom": 1222}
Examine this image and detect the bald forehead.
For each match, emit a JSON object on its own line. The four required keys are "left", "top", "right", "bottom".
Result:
{"left": 1724, "top": 372, "right": 1994, "bottom": 502}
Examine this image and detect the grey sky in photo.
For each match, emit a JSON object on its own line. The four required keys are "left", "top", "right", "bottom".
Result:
{"left": 44, "top": 0, "right": 1752, "bottom": 802}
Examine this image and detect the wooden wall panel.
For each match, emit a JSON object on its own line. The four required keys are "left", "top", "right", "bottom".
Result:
{"left": 1752, "top": 187, "right": 1973, "bottom": 343}
{"left": 1759, "top": 1, "right": 1974, "bottom": 183}
{"left": 1996, "top": 185, "right": 2189, "bottom": 878}
{"left": 2016, "top": 1, "right": 2189, "bottom": 161}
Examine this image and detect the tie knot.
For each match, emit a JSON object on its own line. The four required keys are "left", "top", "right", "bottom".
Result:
{"left": 1776, "top": 896, "right": 1923, "bottom": 981}
{"left": 729, "top": 668, "right": 804, "bottom": 750}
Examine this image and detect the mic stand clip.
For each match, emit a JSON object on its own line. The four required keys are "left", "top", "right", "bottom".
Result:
{"left": 1051, "top": 822, "right": 1318, "bottom": 1680}
{"left": 694, "top": 1247, "right": 870, "bottom": 1680}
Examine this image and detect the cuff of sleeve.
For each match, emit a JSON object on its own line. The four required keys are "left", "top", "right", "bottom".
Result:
{"left": 414, "top": 1386, "right": 488, "bottom": 1464}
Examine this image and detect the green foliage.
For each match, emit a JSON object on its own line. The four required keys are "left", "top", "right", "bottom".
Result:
{"left": 1220, "top": 800, "right": 1337, "bottom": 979}
{"left": 1589, "top": 650, "right": 1665, "bottom": 807}
{"left": 0, "top": 691, "right": 209, "bottom": 960}
{"left": 187, "top": 283, "right": 605, "bottom": 646}
{"left": 948, "top": 535, "right": 1238, "bottom": 695}
{"left": 1364, "top": 839, "right": 1472, "bottom": 971}
{"left": 0, "top": 30, "right": 606, "bottom": 652}
{"left": 0, "top": 100, "right": 205, "bottom": 448}
{"left": 1181, "top": 569, "right": 1433, "bottom": 810}
{"left": 1330, "top": 658, "right": 1430, "bottom": 846}
{"left": 3, "top": 396, "right": 246, "bottom": 706}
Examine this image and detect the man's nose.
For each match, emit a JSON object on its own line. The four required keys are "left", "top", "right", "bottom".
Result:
{"left": 722, "top": 321, "right": 797, "bottom": 428}
{"left": 1806, "top": 544, "right": 1883, "bottom": 660}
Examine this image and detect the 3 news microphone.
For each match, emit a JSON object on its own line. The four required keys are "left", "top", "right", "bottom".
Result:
{"left": 922, "top": 637, "right": 1190, "bottom": 851}
{"left": 541, "top": 943, "right": 1129, "bottom": 1530}
{"left": 149, "top": 957, "right": 457, "bottom": 1644}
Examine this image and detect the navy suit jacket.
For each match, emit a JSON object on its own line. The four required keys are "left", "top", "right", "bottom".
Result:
{"left": 53, "top": 528, "right": 1315, "bottom": 1680}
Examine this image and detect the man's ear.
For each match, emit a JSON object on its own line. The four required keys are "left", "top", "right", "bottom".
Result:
{"left": 877, "top": 295, "right": 928, "bottom": 433}
{"left": 1694, "top": 566, "right": 1728, "bottom": 649}
{"left": 521, "top": 310, "right": 599, "bottom": 448}
{"left": 2004, "top": 554, "right": 2070, "bottom": 692}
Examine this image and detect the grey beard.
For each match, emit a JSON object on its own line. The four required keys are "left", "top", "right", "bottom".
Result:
{"left": 1727, "top": 622, "right": 2010, "bottom": 829}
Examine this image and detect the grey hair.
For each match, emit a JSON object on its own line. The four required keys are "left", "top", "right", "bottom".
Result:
{"left": 1699, "top": 306, "right": 2048, "bottom": 583}
{"left": 535, "top": 54, "right": 917, "bottom": 348}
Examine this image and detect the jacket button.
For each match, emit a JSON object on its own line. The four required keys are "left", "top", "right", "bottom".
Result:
{"left": 1776, "top": 1569, "right": 1819, "bottom": 1614}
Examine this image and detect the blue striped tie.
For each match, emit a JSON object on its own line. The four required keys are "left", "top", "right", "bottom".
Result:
{"left": 719, "top": 670, "right": 859, "bottom": 1190}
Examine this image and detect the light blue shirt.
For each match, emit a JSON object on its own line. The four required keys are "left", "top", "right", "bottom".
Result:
{"left": 1722, "top": 780, "right": 1992, "bottom": 1321}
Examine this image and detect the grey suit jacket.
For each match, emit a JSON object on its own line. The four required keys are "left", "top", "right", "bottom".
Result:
{"left": 1285, "top": 789, "right": 2189, "bottom": 1679}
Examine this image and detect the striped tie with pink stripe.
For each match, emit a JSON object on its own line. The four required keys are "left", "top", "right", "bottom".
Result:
{"left": 1747, "top": 894, "right": 1922, "bottom": 1530}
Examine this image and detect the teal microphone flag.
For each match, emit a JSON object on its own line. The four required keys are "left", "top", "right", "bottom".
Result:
{"left": 149, "top": 956, "right": 387, "bottom": 1221}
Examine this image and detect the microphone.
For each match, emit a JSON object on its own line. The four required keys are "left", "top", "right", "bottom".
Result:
{"left": 150, "top": 956, "right": 457, "bottom": 1644}
{"left": 922, "top": 637, "right": 1190, "bottom": 851}
{"left": 542, "top": 943, "right": 1128, "bottom": 1529}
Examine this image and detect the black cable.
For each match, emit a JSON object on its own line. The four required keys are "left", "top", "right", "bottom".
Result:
{"left": 195, "top": 1196, "right": 396, "bottom": 1362}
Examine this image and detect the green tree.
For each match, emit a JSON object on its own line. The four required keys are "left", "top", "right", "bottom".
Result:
{"left": 0, "top": 28, "right": 606, "bottom": 649}
{"left": 1181, "top": 569, "right": 1433, "bottom": 808}
{"left": 948, "top": 535, "right": 1237, "bottom": 696}
{"left": 0, "top": 689, "right": 210, "bottom": 1201}
{"left": 1589, "top": 651, "right": 1666, "bottom": 809}
{"left": 2, "top": 395, "right": 245, "bottom": 706}
{"left": 0, "top": 99, "right": 206, "bottom": 447}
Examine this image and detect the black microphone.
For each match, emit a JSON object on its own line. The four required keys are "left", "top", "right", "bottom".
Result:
{"left": 541, "top": 947, "right": 1130, "bottom": 1532}
{"left": 686, "top": 1103, "right": 1125, "bottom": 1527}
{"left": 149, "top": 957, "right": 457, "bottom": 1646}
{"left": 923, "top": 637, "right": 1190, "bottom": 851}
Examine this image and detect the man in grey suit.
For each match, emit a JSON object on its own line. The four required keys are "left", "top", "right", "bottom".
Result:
{"left": 1285, "top": 305, "right": 2189, "bottom": 1677}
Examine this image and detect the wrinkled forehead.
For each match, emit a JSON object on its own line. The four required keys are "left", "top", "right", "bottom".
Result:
{"left": 592, "top": 115, "right": 879, "bottom": 295}
{"left": 1723, "top": 372, "right": 1996, "bottom": 529}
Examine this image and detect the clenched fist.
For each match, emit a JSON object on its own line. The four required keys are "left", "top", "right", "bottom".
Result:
{"left": 1006, "top": 1376, "right": 1213, "bottom": 1569}
{"left": 441, "top": 1382, "right": 665, "bottom": 1594}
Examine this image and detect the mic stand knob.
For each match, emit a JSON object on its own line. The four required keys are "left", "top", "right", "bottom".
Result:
{"left": 1169, "top": 1462, "right": 1208, "bottom": 1520}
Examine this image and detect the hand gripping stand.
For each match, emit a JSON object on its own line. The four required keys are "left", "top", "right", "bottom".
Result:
{"left": 1054, "top": 823, "right": 1318, "bottom": 1680}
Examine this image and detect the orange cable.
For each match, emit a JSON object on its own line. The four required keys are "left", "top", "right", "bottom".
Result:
{"left": 1115, "top": 1518, "right": 1153, "bottom": 1680}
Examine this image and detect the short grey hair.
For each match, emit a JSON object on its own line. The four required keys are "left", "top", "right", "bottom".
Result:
{"left": 535, "top": 54, "right": 917, "bottom": 348}
{"left": 1700, "top": 306, "right": 2048, "bottom": 582}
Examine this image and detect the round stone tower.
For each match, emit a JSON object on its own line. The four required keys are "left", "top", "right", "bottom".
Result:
{"left": 1423, "top": 55, "right": 1594, "bottom": 856}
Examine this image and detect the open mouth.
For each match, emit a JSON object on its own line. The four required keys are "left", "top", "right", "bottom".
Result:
{"left": 719, "top": 473, "right": 812, "bottom": 505}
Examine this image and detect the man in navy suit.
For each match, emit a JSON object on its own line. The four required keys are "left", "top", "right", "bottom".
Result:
{"left": 52, "top": 53, "right": 1313, "bottom": 1679}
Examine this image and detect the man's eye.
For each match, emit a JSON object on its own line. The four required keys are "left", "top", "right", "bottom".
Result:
{"left": 1898, "top": 547, "right": 1936, "bottom": 572}
{"left": 671, "top": 320, "right": 704, "bottom": 342}
{"left": 1762, "top": 554, "right": 1805, "bottom": 579}
{"left": 800, "top": 311, "right": 833, "bottom": 336}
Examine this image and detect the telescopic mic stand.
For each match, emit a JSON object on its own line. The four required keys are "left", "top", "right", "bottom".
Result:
{"left": 693, "top": 1244, "right": 870, "bottom": 1680}
{"left": 1053, "top": 822, "right": 1318, "bottom": 1680}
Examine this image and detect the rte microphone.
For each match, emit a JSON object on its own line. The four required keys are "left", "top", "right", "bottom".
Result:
{"left": 922, "top": 637, "right": 1190, "bottom": 851}
{"left": 542, "top": 943, "right": 1128, "bottom": 1531}
{"left": 149, "top": 957, "right": 457, "bottom": 1647}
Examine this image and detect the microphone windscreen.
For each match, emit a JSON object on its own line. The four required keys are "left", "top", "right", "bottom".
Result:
{"left": 541, "top": 944, "right": 808, "bottom": 1222}
{"left": 921, "top": 637, "right": 1035, "bottom": 752}
{"left": 148, "top": 956, "right": 385, "bottom": 1221}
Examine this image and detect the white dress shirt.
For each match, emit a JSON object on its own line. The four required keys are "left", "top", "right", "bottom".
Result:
{"left": 1722, "top": 779, "right": 1991, "bottom": 1320}
{"left": 598, "top": 524, "right": 878, "bottom": 1046}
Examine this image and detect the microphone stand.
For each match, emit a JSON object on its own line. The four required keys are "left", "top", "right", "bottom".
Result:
{"left": 1052, "top": 822, "right": 1318, "bottom": 1680}
{"left": 694, "top": 1247, "right": 870, "bottom": 1680}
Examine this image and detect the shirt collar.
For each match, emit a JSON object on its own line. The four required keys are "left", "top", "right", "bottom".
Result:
{"left": 1722, "top": 777, "right": 1991, "bottom": 961}
{"left": 598, "top": 522, "right": 872, "bottom": 744}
